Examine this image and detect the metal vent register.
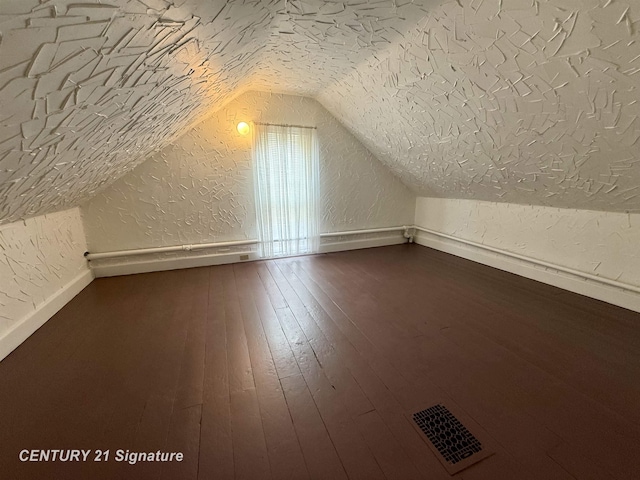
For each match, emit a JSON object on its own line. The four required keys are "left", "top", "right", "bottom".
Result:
{"left": 411, "top": 404, "right": 493, "bottom": 474}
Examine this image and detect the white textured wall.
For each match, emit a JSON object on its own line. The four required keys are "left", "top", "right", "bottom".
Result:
{"left": 0, "top": 207, "right": 89, "bottom": 339}
{"left": 81, "top": 91, "right": 414, "bottom": 253}
{"left": 415, "top": 197, "right": 640, "bottom": 289}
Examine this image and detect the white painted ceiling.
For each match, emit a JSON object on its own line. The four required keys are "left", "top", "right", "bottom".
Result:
{"left": 1, "top": 0, "right": 639, "bottom": 224}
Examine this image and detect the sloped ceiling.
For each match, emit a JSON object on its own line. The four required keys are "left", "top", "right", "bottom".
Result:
{"left": 1, "top": 0, "right": 639, "bottom": 225}
{"left": 318, "top": 0, "right": 640, "bottom": 212}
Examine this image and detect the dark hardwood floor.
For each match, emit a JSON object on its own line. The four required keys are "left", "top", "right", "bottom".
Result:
{"left": 1, "top": 244, "right": 639, "bottom": 479}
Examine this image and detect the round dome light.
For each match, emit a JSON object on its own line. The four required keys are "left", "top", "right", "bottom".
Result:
{"left": 237, "top": 121, "right": 250, "bottom": 135}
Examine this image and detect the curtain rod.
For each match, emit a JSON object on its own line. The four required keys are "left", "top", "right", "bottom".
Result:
{"left": 254, "top": 122, "right": 317, "bottom": 129}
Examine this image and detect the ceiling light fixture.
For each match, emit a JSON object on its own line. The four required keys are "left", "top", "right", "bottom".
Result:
{"left": 237, "top": 121, "right": 250, "bottom": 136}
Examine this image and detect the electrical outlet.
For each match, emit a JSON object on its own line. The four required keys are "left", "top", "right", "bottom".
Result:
{"left": 240, "top": 254, "right": 249, "bottom": 261}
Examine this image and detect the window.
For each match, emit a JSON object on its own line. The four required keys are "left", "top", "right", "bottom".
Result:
{"left": 252, "top": 124, "right": 320, "bottom": 258}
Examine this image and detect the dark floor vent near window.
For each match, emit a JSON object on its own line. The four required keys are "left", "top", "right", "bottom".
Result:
{"left": 411, "top": 404, "right": 493, "bottom": 474}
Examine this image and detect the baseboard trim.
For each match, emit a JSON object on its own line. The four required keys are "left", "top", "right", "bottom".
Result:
{"left": 91, "top": 235, "right": 407, "bottom": 277}
{"left": 414, "top": 231, "right": 640, "bottom": 313}
{"left": 0, "top": 269, "right": 94, "bottom": 362}
{"left": 91, "top": 251, "right": 260, "bottom": 277}
{"left": 319, "top": 234, "right": 406, "bottom": 254}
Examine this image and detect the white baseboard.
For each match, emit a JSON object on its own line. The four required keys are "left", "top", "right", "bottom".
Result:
{"left": 91, "top": 250, "right": 260, "bottom": 277}
{"left": 92, "top": 235, "right": 407, "bottom": 277}
{"left": 414, "top": 231, "right": 640, "bottom": 313}
{"left": 0, "top": 269, "right": 94, "bottom": 362}
{"left": 319, "top": 234, "right": 406, "bottom": 254}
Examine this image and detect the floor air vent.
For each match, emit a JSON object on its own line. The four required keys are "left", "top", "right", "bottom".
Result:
{"left": 411, "top": 404, "right": 493, "bottom": 474}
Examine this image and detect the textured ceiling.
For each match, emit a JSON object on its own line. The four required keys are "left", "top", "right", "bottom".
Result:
{"left": 318, "top": 0, "right": 640, "bottom": 212}
{"left": 1, "top": 0, "right": 640, "bottom": 225}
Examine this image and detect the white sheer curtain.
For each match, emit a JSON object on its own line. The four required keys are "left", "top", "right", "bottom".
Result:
{"left": 252, "top": 123, "right": 320, "bottom": 258}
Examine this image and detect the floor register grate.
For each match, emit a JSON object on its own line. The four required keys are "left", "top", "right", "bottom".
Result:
{"left": 411, "top": 404, "right": 493, "bottom": 474}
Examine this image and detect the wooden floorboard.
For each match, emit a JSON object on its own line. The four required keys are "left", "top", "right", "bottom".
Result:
{"left": 258, "top": 263, "right": 383, "bottom": 480}
{"left": 198, "top": 267, "right": 233, "bottom": 480}
{"left": 1, "top": 244, "right": 639, "bottom": 479}
{"left": 221, "top": 265, "right": 272, "bottom": 480}
{"left": 234, "top": 263, "right": 309, "bottom": 480}
{"left": 297, "top": 249, "right": 637, "bottom": 478}
{"left": 328, "top": 251, "right": 638, "bottom": 474}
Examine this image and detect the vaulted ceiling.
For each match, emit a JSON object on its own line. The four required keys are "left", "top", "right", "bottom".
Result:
{"left": 1, "top": 0, "right": 639, "bottom": 224}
